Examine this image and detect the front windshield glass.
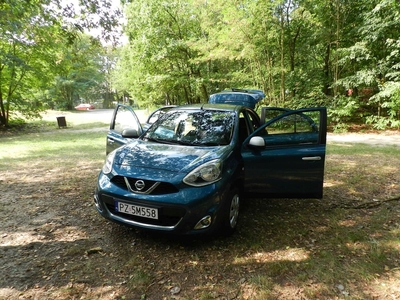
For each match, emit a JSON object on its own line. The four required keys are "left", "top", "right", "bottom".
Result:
{"left": 143, "top": 110, "right": 235, "bottom": 146}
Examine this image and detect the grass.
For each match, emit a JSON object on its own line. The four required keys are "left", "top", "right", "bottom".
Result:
{"left": 326, "top": 143, "right": 400, "bottom": 204}
{"left": 0, "top": 119, "right": 400, "bottom": 299}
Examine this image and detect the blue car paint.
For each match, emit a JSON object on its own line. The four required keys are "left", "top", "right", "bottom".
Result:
{"left": 95, "top": 143, "right": 242, "bottom": 234}
{"left": 114, "top": 140, "right": 225, "bottom": 173}
{"left": 95, "top": 103, "right": 327, "bottom": 235}
{"left": 242, "top": 145, "right": 325, "bottom": 198}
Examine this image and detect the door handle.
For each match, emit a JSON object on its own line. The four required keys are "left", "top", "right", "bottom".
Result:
{"left": 302, "top": 156, "right": 321, "bottom": 161}
{"left": 107, "top": 138, "right": 115, "bottom": 144}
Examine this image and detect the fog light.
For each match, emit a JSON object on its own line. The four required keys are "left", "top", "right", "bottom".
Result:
{"left": 93, "top": 195, "right": 102, "bottom": 212}
{"left": 194, "top": 215, "right": 212, "bottom": 230}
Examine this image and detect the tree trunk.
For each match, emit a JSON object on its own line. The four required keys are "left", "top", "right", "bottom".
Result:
{"left": 279, "top": 7, "right": 285, "bottom": 105}
{"left": 323, "top": 43, "right": 331, "bottom": 96}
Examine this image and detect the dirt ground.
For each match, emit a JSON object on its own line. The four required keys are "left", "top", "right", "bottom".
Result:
{"left": 1, "top": 111, "right": 400, "bottom": 299}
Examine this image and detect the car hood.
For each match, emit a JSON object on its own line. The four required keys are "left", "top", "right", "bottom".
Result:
{"left": 114, "top": 139, "right": 228, "bottom": 173}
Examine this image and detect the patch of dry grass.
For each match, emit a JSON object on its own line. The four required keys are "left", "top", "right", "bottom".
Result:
{"left": 0, "top": 126, "right": 399, "bottom": 299}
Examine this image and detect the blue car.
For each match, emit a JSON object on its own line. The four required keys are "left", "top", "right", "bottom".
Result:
{"left": 94, "top": 103, "right": 327, "bottom": 235}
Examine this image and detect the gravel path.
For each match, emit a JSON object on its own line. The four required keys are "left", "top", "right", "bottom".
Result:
{"left": 328, "top": 132, "right": 400, "bottom": 147}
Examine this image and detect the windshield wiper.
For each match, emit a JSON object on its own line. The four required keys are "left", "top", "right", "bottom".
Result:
{"left": 146, "top": 137, "right": 222, "bottom": 146}
{"left": 191, "top": 141, "right": 221, "bottom": 146}
{"left": 173, "top": 140, "right": 191, "bottom": 145}
{"left": 145, "top": 137, "right": 175, "bottom": 144}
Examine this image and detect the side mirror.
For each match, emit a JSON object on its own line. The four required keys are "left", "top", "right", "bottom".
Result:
{"left": 248, "top": 136, "right": 265, "bottom": 147}
{"left": 122, "top": 128, "right": 140, "bottom": 138}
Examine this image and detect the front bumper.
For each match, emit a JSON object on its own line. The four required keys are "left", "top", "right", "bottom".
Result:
{"left": 94, "top": 172, "right": 228, "bottom": 235}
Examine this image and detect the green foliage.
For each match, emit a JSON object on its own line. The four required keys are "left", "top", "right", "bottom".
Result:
{"left": 113, "top": 0, "right": 400, "bottom": 130}
{"left": 0, "top": 0, "right": 121, "bottom": 127}
{"left": 0, "top": 0, "right": 59, "bottom": 127}
{"left": 336, "top": 0, "right": 400, "bottom": 128}
{"left": 47, "top": 35, "right": 109, "bottom": 110}
{"left": 113, "top": 0, "right": 210, "bottom": 107}
{"left": 327, "top": 96, "right": 361, "bottom": 132}
{"left": 2, "top": 0, "right": 400, "bottom": 130}
{"left": 7, "top": 117, "right": 26, "bottom": 128}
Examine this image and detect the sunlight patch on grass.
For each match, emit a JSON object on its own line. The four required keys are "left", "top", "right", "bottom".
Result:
{"left": 0, "top": 226, "right": 90, "bottom": 247}
{"left": 0, "top": 232, "right": 44, "bottom": 247}
{"left": 252, "top": 248, "right": 309, "bottom": 262}
{"left": 368, "top": 271, "right": 400, "bottom": 299}
{"left": 323, "top": 180, "right": 345, "bottom": 188}
{"left": 55, "top": 283, "right": 123, "bottom": 300}
{"left": 233, "top": 248, "right": 309, "bottom": 270}
{"left": 339, "top": 219, "right": 358, "bottom": 227}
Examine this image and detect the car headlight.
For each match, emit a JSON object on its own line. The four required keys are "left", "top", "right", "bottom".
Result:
{"left": 102, "top": 151, "right": 116, "bottom": 174}
{"left": 183, "top": 159, "right": 222, "bottom": 187}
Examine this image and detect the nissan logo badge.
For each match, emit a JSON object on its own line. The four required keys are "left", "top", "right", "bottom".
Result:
{"left": 135, "top": 180, "right": 145, "bottom": 191}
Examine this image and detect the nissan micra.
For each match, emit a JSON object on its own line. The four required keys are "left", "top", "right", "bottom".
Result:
{"left": 94, "top": 103, "right": 327, "bottom": 235}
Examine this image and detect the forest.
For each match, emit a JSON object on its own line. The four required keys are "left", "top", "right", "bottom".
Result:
{"left": 1, "top": 0, "right": 399, "bottom": 131}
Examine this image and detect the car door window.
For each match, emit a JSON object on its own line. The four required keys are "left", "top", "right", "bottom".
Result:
{"left": 245, "top": 109, "right": 260, "bottom": 132}
{"left": 113, "top": 105, "right": 141, "bottom": 134}
{"left": 147, "top": 111, "right": 162, "bottom": 124}
{"left": 107, "top": 104, "right": 143, "bottom": 154}
{"left": 255, "top": 110, "right": 320, "bottom": 146}
{"left": 260, "top": 107, "right": 291, "bottom": 124}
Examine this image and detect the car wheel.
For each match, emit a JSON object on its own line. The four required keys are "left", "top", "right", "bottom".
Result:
{"left": 220, "top": 188, "right": 240, "bottom": 235}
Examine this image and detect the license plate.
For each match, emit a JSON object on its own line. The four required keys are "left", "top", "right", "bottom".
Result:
{"left": 115, "top": 201, "right": 158, "bottom": 220}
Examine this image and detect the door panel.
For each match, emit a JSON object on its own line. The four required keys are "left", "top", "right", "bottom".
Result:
{"left": 242, "top": 108, "right": 327, "bottom": 198}
{"left": 106, "top": 104, "right": 143, "bottom": 154}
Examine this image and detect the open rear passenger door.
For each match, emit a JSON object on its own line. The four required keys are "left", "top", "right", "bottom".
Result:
{"left": 241, "top": 107, "right": 327, "bottom": 199}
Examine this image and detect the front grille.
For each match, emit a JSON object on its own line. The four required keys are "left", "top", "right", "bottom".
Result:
{"left": 111, "top": 176, "right": 178, "bottom": 195}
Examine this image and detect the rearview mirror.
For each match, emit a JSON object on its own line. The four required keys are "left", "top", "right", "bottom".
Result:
{"left": 248, "top": 136, "right": 265, "bottom": 147}
{"left": 122, "top": 128, "right": 140, "bottom": 138}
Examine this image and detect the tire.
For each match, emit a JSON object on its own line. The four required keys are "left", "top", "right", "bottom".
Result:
{"left": 220, "top": 188, "right": 240, "bottom": 236}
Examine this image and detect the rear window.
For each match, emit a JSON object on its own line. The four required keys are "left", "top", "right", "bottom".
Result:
{"left": 209, "top": 93, "right": 257, "bottom": 108}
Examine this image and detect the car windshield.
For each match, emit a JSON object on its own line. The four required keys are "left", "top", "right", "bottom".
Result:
{"left": 143, "top": 110, "right": 235, "bottom": 146}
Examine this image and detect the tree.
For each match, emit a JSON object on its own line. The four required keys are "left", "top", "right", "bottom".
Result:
{"left": 355, "top": 0, "right": 400, "bottom": 128}
{"left": 47, "top": 34, "right": 108, "bottom": 110}
{"left": 101, "top": 46, "right": 120, "bottom": 109}
{"left": 335, "top": 0, "right": 400, "bottom": 128}
{"left": 0, "top": 0, "right": 121, "bottom": 127}
{"left": 115, "top": 0, "right": 217, "bottom": 107}
{"left": 0, "top": 0, "right": 60, "bottom": 126}
{"left": 3, "top": 0, "right": 400, "bottom": 129}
